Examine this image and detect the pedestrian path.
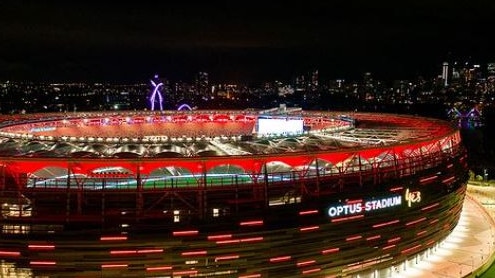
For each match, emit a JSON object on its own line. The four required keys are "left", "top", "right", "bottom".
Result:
{"left": 380, "top": 184, "right": 495, "bottom": 278}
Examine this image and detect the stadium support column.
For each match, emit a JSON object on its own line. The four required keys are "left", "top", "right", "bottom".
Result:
{"left": 315, "top": 158, "right": 320, "bottom": 196}
{"left": 419, "top": 147, "right": 424, "bottom": 172}
{"left": 448, "top": 136, "right": 456, "bottom": 155}
{"left": 263, "top": 162, "right": 269, "bottom": 208}
{"left": 338, "top": 166, "right": 344, "bottom": 192}
{"left": 198, "top": 160, "right": 207, "bottom": 220}
{"left": 358, "top": 154, "right": 364, "bottom": 187}
{"left": 74, "top": 164, "right": 83, "bottom": 216}
{"left": 136, "top": 163, "right": 143, "bottom": 219}
{"left": 66, "top": 164, "right": 72, "bottom": 222}
{"left": 0, "top": 162, "right": 4, "bottom": 191}
{"left": 393, "top": 150, "right": 399, "bottom": 179}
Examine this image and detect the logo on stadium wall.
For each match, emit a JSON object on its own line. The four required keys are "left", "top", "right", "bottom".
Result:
{"left": 405, "top": 188, "right": 421, "bottom": 207}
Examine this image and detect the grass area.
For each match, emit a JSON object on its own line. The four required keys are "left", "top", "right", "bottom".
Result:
{"left": 30, "top": 174, "right": 255, "bottom": 189}
{"left": 479, "top": 264, "right": 495, "bottom": 278}
{"left": 142, "top": 175, "right": 253, "bottom": 188}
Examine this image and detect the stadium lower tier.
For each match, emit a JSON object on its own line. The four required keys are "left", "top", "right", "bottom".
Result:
{"left": 0, "top": 150, "right": 468, "bottom": 277}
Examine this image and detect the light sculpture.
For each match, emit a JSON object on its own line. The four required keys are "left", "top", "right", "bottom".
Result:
{"left": 149, "top": 74, "right": 164, "bottom": 111}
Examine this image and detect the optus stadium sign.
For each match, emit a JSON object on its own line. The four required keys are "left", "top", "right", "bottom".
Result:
{"left": 327, "top": 189, "right": 421, "bottom": 218}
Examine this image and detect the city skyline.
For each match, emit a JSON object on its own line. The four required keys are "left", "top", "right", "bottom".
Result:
{"left": 1, "top": 1, "right": 494, "bottom": 83}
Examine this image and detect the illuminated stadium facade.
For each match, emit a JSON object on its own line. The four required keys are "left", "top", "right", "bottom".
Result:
{"left": 0, "top": 108, "right": 468, "bottom": 277}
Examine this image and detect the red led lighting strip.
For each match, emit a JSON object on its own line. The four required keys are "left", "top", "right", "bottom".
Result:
{"left": 100, "top": 236, "right": 127, "bottom": 241}
{"left": 146, "top": 265, "right": 172, "bottom": 271}
{"left": 173, "top": 230, "right": 199, "bottom": 236}
{"left": 240, "top": 220, "right": 263, "bottom": 226}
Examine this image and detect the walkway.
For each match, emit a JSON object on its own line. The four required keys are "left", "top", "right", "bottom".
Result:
{"left": 382, "top": 183, "right": 495, "bottom": 278}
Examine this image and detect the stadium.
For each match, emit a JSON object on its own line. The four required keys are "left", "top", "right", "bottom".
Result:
{"left": 0, "top": 107, "right": 468, "bottom": 277}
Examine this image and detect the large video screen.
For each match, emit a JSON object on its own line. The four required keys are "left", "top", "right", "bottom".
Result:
{"left": 256, "top": 117, "right": 304, "bottom": 135}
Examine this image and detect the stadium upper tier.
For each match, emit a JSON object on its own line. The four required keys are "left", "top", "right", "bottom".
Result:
{"left": 0, "top": 110, "right": 452, "bottom": 159}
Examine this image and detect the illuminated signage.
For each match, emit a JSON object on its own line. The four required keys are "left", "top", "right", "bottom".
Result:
{"left": 405, "top": 188, "right": 421, "bottom": 207}
{"left": 327, "top": 195, "right": 402, "bottom": 218}
{"left": 326, "top": 188, "right": 422, "bottom": 218}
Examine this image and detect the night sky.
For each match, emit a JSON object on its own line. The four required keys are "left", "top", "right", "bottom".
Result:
{"left": 0, "top": 1, "right": 494, "bottom": 83}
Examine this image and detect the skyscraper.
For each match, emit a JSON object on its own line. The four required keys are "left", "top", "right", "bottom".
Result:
{"left": 310, "top": 69, "right": 319, "bottom": 92}
{"left": 487, "top": 63, "right": 495, "bottom": 76}
{"left": 442, "top": 62, "right": 449, "bottom": 87}
{"left": 195, "top": 71, "right": 209, "bottom": 98}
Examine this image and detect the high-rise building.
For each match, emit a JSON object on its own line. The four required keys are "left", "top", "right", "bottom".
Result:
{"left": 487, "top": 63, "right": 495, "bottom": 76}
{"left": 195, "top": 71, "right": 209, "bottom": 97}
{"left": 310, "top": 69, "right": 319, "bottom": 92}
{"left": 295, "top": 75, "right": 306, "bottom": 92}
{"left": 442, "top": 62, "right": 449, "bottom": 86}
{"left": 469, "top": 64, "right": 481, "bottom": 81}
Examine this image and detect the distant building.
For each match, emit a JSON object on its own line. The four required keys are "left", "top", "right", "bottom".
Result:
{"left": 442, "top": 62, "right": 449, "bottom": 87}
{"left": 310, "top": 69, "right": 319, "bottom": 92}
{"left": 195, "top": 71, "right": 209, "bottom": 97}
{"left": 487, "top": 62, "right": 495, "bottom": 76}
{"left": 295, "top": 75, "right": 306, "bottom": 92}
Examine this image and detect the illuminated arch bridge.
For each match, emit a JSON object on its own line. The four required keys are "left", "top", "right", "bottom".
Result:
{"left": 447, "top": 105, "right": 484, "bottom": 128}
{"left": 0, "top": 109, "right": 468, "bottom": 278}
